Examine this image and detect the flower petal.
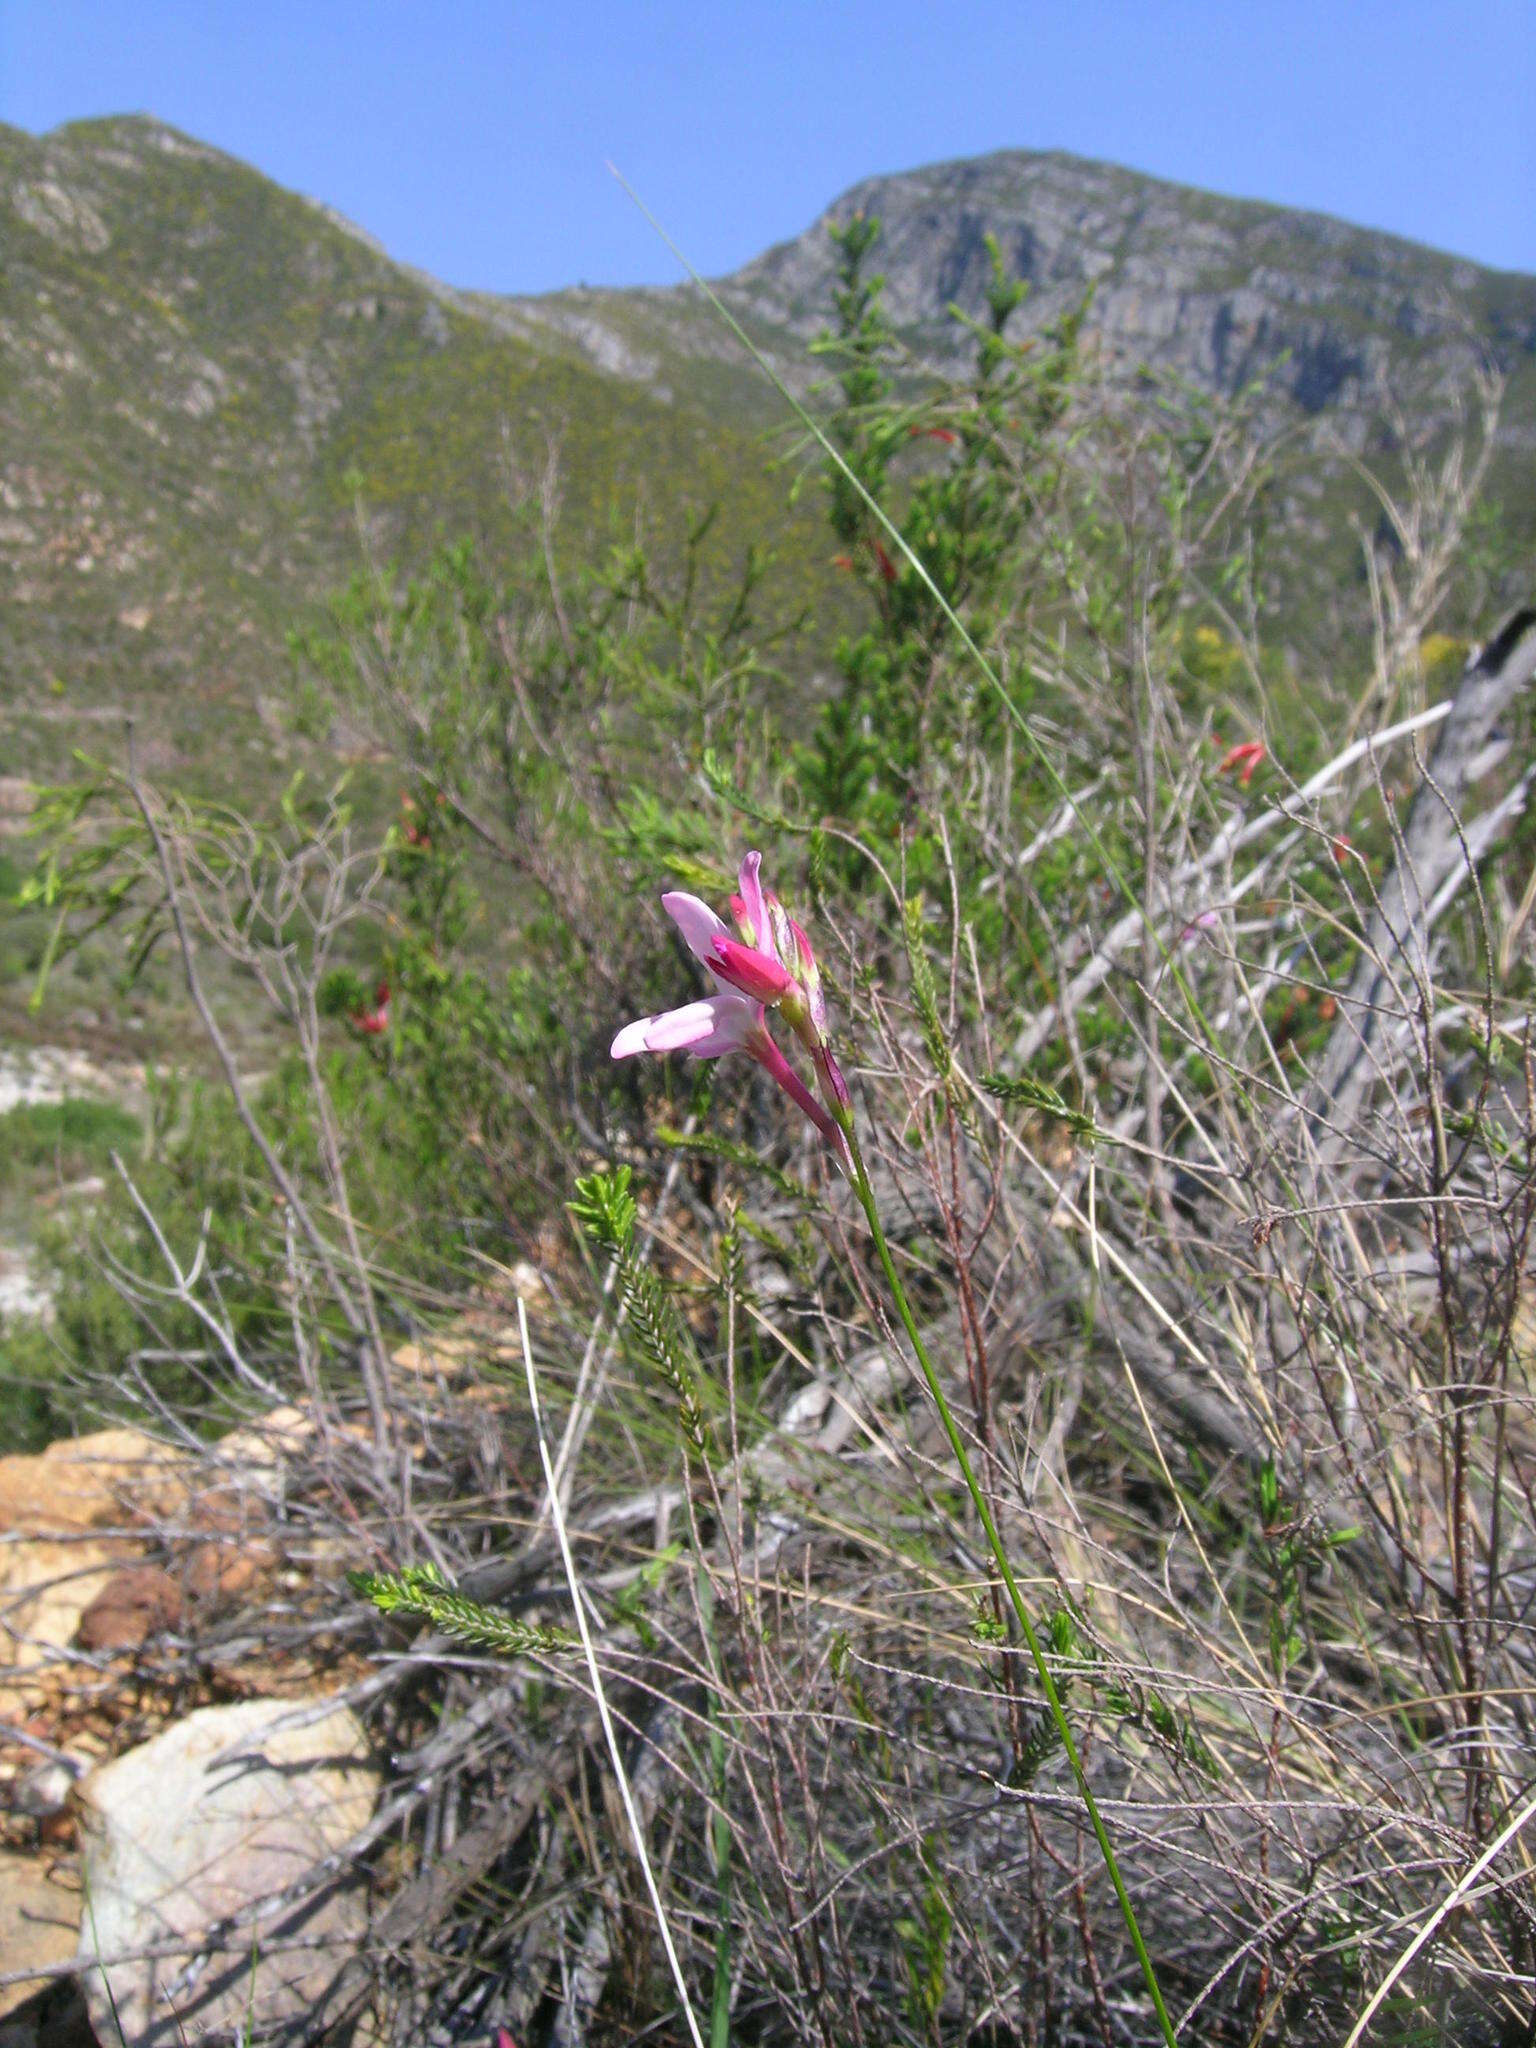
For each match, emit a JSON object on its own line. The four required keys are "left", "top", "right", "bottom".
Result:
{"left": 662, "top": 892, "right": 730, "bottom": 968}
{"left": 612, "top": 994, "right": 758, "bottom": 1061}
{"left": 611, "top": 1013, "right": 668, "bottom": 1059}
{"left": 679, "top": 992, "right": 763, "bottom": 1056}
{"left": 709, "top": 935, "right": 795, "bottom": 1004}
{"left": 737, "top": 852, "right": 776, "bottom": 961}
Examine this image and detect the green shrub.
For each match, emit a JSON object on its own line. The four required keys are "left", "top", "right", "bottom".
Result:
{"left": 1, "top": 1096, "right": 143, "bottom": 1173}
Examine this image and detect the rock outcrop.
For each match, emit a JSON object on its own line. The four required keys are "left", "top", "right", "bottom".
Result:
{"left": 0, "top": 1403, "right": 384, "bottom": 2045}
{"left": 718, "top": 149, "right": 1526, "bottom": 425}
{"left": 513, "top": 146, "right": 1536, "bottom": 470}
{"left": 75, "top": 1697, "right": 378, "bottom": 2048}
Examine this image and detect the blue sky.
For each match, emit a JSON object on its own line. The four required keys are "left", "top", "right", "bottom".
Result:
{"left": 3, "top": 2, "right": 1533, "bottom": 292}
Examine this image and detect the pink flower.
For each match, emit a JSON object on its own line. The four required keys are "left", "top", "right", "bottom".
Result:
{"left": 613, "top": 851, "right": 853, "bottom": 1168}
{"left": 661, "top": 852, "right": 795, "bottom": 1010}
{"left": 786, "top": 917, "right": 827, "bottom": 1039}
{"left": 710, "top": 934, "right": 795, "bottom": 1004}
{"left": 398, "top": 794, "right": 432, "bottom": 848}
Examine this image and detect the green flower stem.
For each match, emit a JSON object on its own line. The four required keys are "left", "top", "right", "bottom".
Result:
{"left": 845, "top": 1125, "right": 1179, "bottom": 2047}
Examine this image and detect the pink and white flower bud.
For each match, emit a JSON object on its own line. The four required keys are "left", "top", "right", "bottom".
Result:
{"left": 764, "top": 891, "right": 795, "bottom": 969}
{"left": 787, "top": 917, "right": 827, "bottom": 1040}
{"left": 813, "top": 1044, "right": 852, "bottom": 1128}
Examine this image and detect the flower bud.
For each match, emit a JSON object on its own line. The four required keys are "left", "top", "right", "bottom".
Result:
{"left": 813, "top": 1044, "right": 853, "bottom": 1131}
{"left": 786, "top": 918, "right": 827, "bottom": 1040}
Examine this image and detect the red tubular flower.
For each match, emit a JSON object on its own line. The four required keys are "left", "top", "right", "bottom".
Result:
{"left": 352, "top": 980, "right": 390, "bottom": 1036}
{"left": 1217, "top": 739, "right": 1266, "bottom": 788}
{"left": 399, "top": 794, "right": 432, "bottom": 848}
{"left": 873, "top": 539, "right": 898, "bottom": 584}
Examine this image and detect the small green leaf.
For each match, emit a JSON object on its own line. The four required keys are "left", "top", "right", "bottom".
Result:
{"left": 349, "top": 1564, "right": 574, "bottom": 1659}
{"left": 980, "top": 1070, "right": 1100, "bottom": 1142}
{"left": 569, "top": 1165, "right": 637, "bottom": 1252}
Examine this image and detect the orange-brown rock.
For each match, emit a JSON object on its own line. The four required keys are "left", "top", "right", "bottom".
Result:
{"left": 389, "top": 1333, "right": 477, "bottom": 1382}
{"left": 73, "top": 1566, "right": 184, "bottom": 1653}
{"left": 181, "top": 1540, "right": 267, "bottom": 1604}
{"left": 0, "top": 1429, "right": 189, "bottom": 1540}
{"left": 208, "top": 1401, "right": 320, "bottom": 1482}
{"left": 0, "top": 1430, "right": 190, "bottom": 1714}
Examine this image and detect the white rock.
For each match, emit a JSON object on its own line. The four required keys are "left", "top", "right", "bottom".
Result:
{"left": 77, "top": 1697, "right": 378, "bottom": 2046}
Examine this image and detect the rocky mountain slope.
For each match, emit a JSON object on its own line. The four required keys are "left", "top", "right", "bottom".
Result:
{"left": 0, "top": 115, "right": 811, "bottom": 794}
{"left": 3, "top": 118, "right": 1533, "bottom": 804}
{"left": 519, "top": 145, "right": 1536, "bottom": 448}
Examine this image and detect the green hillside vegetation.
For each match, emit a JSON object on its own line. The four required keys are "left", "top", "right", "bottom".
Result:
{"left": 0, "top": 115, "right": 826, "bottom": 798}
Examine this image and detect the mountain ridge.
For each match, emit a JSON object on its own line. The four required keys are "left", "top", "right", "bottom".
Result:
{"left": 511, "top": 142, "right": 1536, "bottom": 443}
{"left": 3, "top": 112, "right": 1532, "bottom": 806}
